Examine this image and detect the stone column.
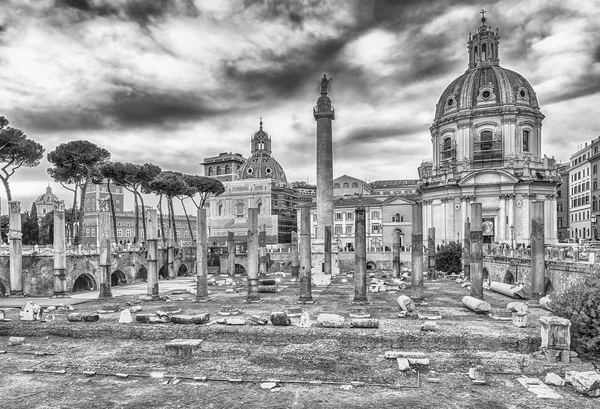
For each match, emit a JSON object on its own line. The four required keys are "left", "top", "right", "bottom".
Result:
{"left": 428, "top": 227, "right": 436, "bottom": 278}
{"left": 98, "top": 208, "right": 112, "bottom": 299}
{"left": 246, "top": 208, "right": 260, "bottom": 302}
{"left": 291, "top": 230, "right": 299, "bottom": 279}
{"left": 259, "top": 223, "right": 267, "bottom": 278}
{"left": 196, "top": 208, "right": 210, "bottom": 302}
{"left": 314, "top": 74, "right": 335, "bottom": 242}
{"left": 324, "top": 226, "right": 332, "bottom": 275}
{"left": 8, "top": 201, "right": 23, "bottom": 296}
{"left": 299, "top": 206, "right": 313, "bottom": 303}
{"left": 470, "top": 203, "right": 484, "bottom": 300}
{"left": 52, "top": 201, "right": 69, "bottom": 298}
{"left": 392, "top": 229, "right": 400, "bottom": 278}
{"left": 146, "top": 208, "right": 159, "bottom": 298}
{"left": 498, "top": 194, "right": 506, "bottom": 241}
{"left": 411, "top": 202, "right": 424, "bottom": 301}
{"left": 167, "top": 227, "right": 175, "bottom": 279}
{"left": 531, "top": 201, "right": 545, "bottom": 300}
{"left": 461, "top": 197, "right": 468, "bottom": 240}
{"left": 353, "top": 206, "right": 368, "bottom": 304}
{"left": 463, "top": 219, "right": 471, "bottom": 278}
{"left": 441, "top": 199, "right": 447, "bottom": 240}
{"left": 227, "top": 231, "right": 235, "bottom": 277}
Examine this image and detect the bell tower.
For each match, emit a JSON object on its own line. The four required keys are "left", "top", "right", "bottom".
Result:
{"left": 467, "top": 9, "right": 500, "bottom": 69}
{"left": 251, "top": 118, "right": 272, "bottom": 155}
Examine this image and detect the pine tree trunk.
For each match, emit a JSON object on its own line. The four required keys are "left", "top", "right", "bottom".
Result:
{"left": 158, "top": 195, "right": 166, "bottom": 245}
{"left": 180, "top": 197, "right": 194, "bottom": 243}
{"left": 77, "top": 182, "right": 88, "bottom": 244}
{"left": 133, "top": 192, "right": 139, "bottom": 243}
{"left": 138, "top": 191, "right": 147, "bottom": 244}
{"left": 0, "top": 176, "right": 12, "bottom": 202}
{"left": 70, "top": 184, "right": 79, "bottom": 243}
{"left": 168, "top": 197, "right": 178, "bottom": 245}
{"left": 107, "top": 180, "right": 118, "bottom": 246}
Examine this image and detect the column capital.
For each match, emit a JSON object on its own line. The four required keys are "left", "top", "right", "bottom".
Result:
{"left": 546, "top": 194, "right": 557, "bottom": 200}
{"left": 9, "top": 201, "right": 20, "bottom": 214}
{"left": 53, "top": 200, "right": 65, "bottom": 212}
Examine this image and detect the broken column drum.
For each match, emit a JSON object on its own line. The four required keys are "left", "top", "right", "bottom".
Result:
{"left": 8, "top": 201, "right": 22, "bottom": 296}
{"left": 98, "top": 205, "right": 113, "bottom": 299}
{"left": 411, "top": 202, "right": 424, "bottom": 300}
{"left": 196, "top": 208, "right": 210, "bottom": 302}
{"left": 392, "top": 229, "right": 401, "bottom": 278}
{"left": 314, "top": 74, "right": 335, "bottom": 275}
{"left": 530, "top": 202, "right": 545, "bottom": 299}
{"left": 246, "top": 208, "right": 260, "bottom": 302}
{"left": 145, "top": 208, "right": 159, "bottom": 298}
{"left": 353, "top": 206, "right": 368, "bottom": 304}
{"left": 52, "top": 200, "right": 69, "bottom": 298}
{"left": 470, "top": 203, "right": 483, "bottom": 300}
{"left": 299, "top": 206, "right": 313, "bottom": 303}
{"left": 227, "top": 231, "right": 235, "bottom": 277}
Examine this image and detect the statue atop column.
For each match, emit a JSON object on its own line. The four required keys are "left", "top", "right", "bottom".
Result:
{"left": 320, "top": 74, "right": 332, "bottom": 94}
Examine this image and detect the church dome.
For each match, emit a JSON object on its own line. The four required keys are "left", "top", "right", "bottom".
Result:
{"left": 238, "top": 119, "right": 288, "bottom": 185}
{"left": 35, "top": 185, "right": 60, "bottom": 205}
{"left": 433, "top": 14, "right": 541, "bottom": 124}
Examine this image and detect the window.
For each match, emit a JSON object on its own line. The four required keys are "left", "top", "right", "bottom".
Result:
{"left": 351, "top": 182, "right": 359, "bottom": 188}
{"left": 86, "top": 228, "right": 90, "bottom": 237}
{"left": 441, "top": 137, "right": 454, "bottom": 160}
{"left": 473, "top": 130, "right": 502, "bottom": 168}
{"left": 522, "top": 130, "right": 530, "bottom": 152}
{"left": 216, "top": 166, "right": 221, "bottom": 175}
{"left": 313, "top": 214, "right": 317, "bottom": 221}
{"left": 372, "top": 224, "right": 380, "bottom": 233}
{"left": 586, "top": 181, "right": 590, "bottom": 190}
{"left": 117, "top": 229, "right": 122, "bottom": 237}
{"left": 184, "top": 231, "right": 189, "bottom": 238}
{"left": 208, "top": 167, "right": 213, "bottom": 176}
{"left": 594, "top": 165, "right": 598, "bottom": 174}
{"left": 218, "top": 203, "right": 223, "bottom": 216}
{"left": 116, "top": 200, "right": 120, "bottom": 204}
{"left": 235, "top": 202, "right": 245, "bottom": 218}
{"left": 225, "top": 165, "right": 231, "bottom": 174}
{"left": 558, "top": 218, "right": 562, "bottom": 228}
{"left": 126, "top": 229, "right": 131, "bottom": 237}
{"left": 595, "top": 180, "right": 598, "bottom": 190}
{"left": 346, "top": 212, "right": 353, "bottom": 220}
{"left": 334, "top": 183, "right": 340, "bottom": 189}
{"left": 346, "top": 225, "right": 353, "bottom": 234}
{"left": 371, "top": 211, "right": 380, "bottom": 219}
{"left": 343, "top": 183, "right": 349, "bottom": 189}
{"left": 335, "top": 213, "right": 342, "bottom": 221}
{"left": 393, "top": 213, "right": 400, "bottom": 222}
{"left": 334, "top": 225, "right": 342, "bottom": 235}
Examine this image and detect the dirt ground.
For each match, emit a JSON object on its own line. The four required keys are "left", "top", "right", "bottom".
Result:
{"left": 1, "top": 273, "right": 599, "bottom": 408}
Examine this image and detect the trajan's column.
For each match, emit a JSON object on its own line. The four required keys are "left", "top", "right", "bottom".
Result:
{"left": 313, "top": 74, "right": 338, "bottom": 276}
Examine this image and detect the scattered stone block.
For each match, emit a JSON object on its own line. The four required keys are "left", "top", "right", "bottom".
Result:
{"left": 512, "top": 312, "right": 528, "bottom": 328}
{"left": 97, "top": 304, "right": 120, "bottom": 314}
{"left": 507, "top": 302, "right": 528, "bottom": 313}
{"left": 566, "top": 371, "right": 600, "bottom": 397}
{"left": 396, "top": 358, "right": 410, "bottom": 371}
{"left": 170, "top": 315, "right": 196, "bottom": 324}
{"left": 490, "top": 281, "right": 528, "bottom": 299}
{"left": 348, "top": 308, "right": 371, "bottom": 318}
{"left": 396, "top": 295, "right": 415, "bottom": 313}
{"left": 258, "top": 285, "right": 277, "bottom": 293}
{"left": 135, "top": 314, "right": 153, "bottom": 323}
{"left": 8, "top": 336, "right": 25, "bottom": 346}
{"left": 260, "top": 279, "right": 277, "bottom": 286}
{"left": 462, "top": 296, "right": 492, "bottom": 314}
{"left": 539, "top": 296, "right": 553, "bottom": 311}
{"left": 82, "top": 313, "right": 99, "bottom": 322}
{"left": 385, "top": 351, "right": 426, "bottom": 359}
{"left": 468, "top": 366, "right": 487, "bottom": 385}
{"left": 296, "top": 311, "right": 312, "bottom": 328}
{"left": 421, "top": 322, "right": 438, "bottom": 332}
{"left": 349, "top": 318, "right": 379, "bottom": 328}
{"left": 517, "top": 377, "right": 563, "bottom": 399}
{"left": 489, "top": 309, "right": 513, "bottom": 321}
{"left": 540, "top": 316, "right": 571, "bottom": 350}
{"left": 19, "top": 301, "right": 42, "bottom": 321}
{"left": 407, "top": 358, "right": 430, "bottom": 366}
{"left": 461, "top": 282, "right": 471, "bottom": 288}
{"left": 67, "top": 313, "right": 83, "bottom": 322}
{"left": 192, "top": 313, "right": 210, "bottom": 325}
{"left": 157, "top": 305, "right": 182, "bottom": 314}
{"left": 165, "top": 339, "right": 203, "bottom": 357}
{"left": 225, "top": 288, "right": 235, "bottom": 293}
{"left": 119, "top": 310, "right": 133, "bottom": 324}
{"left": 129, "top": 306, "right": 142, "bottom": 313}
{"left": 224, "top": 318, "right": 245, "bottom": 325}
{"left": 46, "top": 306, "right": 56, "bottom": 311}
{"left": 312, "top": 273, "right": 331, "bottom": 286}
{"left": 545, "top": 373, "right": 565, "bottom": 387}
{"left": 284, "top": 307, "right": 303, "bottom": 317}
{"left": 219, "top": 306, "right": 242, "bottom": 316}
{"left": 417, "top": 310, "right": 442, "bottom": 320}
{"left": 270, "top": 311, "right": 291, "bottom": 326}
{"left": 246, "top": 315, "right": 268, "bottom": 325}
{"left": 317, "top": 313, "right": 344, "bottom": 328}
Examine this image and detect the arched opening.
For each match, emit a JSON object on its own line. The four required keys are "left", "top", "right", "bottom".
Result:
{"left": 545, "top": 279, "right": 554, "bottom": 295}
{"left": 158, "top": 266, "right": 168, "bottom": 279}
{"left": 482, "top": 268, "right": 489, "bottom": 283}
{"left": 72, "top": 274, "right": 96, "bottom": 293}
{"left": 208, "top": 167, "right": 213, "bottom": 176}
{"left": 234, "top": 264, "right": 246, "bottom": 275}
{"left": 218, "top": 203, "right": 223, "bottom": 216}
{"left": 111, "top": 270, "right": 127, "bottom": 287}
{"left": 178, "top": 264, "right": 188, "bottom": 276}
{"left": 136, "top": 267, "right": 148, "bottom": 282}
{"left": 366, "top": 261, "right": 377, "bottom": 270}
{"left": 503, "top": 271, "right": 515, "bottom": 285}
{"left": 257, "top": 201, "right": 262, "bottom": 214}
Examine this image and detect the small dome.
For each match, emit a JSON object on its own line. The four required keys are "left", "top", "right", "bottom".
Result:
{"left": 434, "top": 66, "right": 539, "bottom": 122}
{"left": 35, "top": 185, "right": 60, "bottom": 204}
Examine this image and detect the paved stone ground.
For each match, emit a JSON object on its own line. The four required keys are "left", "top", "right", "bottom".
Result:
{"left": 1, "top": 272, "right": 598, "bottom": 408}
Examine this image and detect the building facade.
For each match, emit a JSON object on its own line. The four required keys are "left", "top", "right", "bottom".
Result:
{"left": 333, "top": 175, "right": 373, "bottom": 196}
{"left": 569, "top": 143, "right": 592, "bottom": 242}
{"left": 557, "top": 163, "right": 570, "bottom": 242}
{"left": 418, "top": 15, "right": 560, "bottom": 246}
{"left": 590, "top": 137, "right": 600, "bottom": 240}
{"left": 83, "top": 181, "right": 124, "bottom": 213}
{"left": 34, "top": 185, "right": 61, "bottom": 216}
{"left": 370, "top": 179, "right": 419, "bottom": 200}
{"left": 201, "top": 152, "right": 246, "bottom": 182}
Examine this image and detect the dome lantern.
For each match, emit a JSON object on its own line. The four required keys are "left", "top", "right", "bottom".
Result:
{"left": 467, "top": 9, "right": 500, "bottom": 69}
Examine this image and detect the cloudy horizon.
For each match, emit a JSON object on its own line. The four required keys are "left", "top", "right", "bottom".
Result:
{"left": 1, "top": 0, "right": 599, "bottom": 214}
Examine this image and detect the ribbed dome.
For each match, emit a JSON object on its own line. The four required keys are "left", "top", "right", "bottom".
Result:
{"left": 35, "top": 186, "right": 60, "bottom": 204}
{"left": 434, "top": 65, "right": 540, "bottom": 122}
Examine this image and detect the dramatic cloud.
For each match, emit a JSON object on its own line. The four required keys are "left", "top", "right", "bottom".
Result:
{"left": 0, "top": 0, "right": 599, "bottom": 212}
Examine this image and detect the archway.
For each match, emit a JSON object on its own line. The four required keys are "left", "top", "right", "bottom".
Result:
{"left": 159, "top": 266, "right": 168, "bottom": 279}
{"left": 482, "top": 268, "right": 489, "bottom": 282}
{"left": 111, "top": 270, "right": 127, "bottom": 287}
{"left": 503, "top": 271, "right": 515, "bottom": 285}
{"left": 72, "top": 274, "right": 96, "bottom": 293}
{"left": 178, "top": 264, "right": 188, "bottom": 277}
{"left": 366, "top": 261, "right": 377, "bottom": 270}
{"left": 235, "top": 264, "right": 246, "bottom": 275}
{"left": 136, "top": 267, "right": 148, "bottom": 282}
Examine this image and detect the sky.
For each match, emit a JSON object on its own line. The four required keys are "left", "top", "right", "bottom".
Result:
{"left": 1, "top": 0, "right": 600, "bottom": 214}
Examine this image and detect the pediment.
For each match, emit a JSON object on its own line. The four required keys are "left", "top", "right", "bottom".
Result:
{"left": 458, "top": 169, "right": 519, "bottom": 187}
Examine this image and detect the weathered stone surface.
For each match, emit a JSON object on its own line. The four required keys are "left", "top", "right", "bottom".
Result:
{"left": 421, "top": 322, "right": 438, "bottom": 332}
{"left": 408, "top": 358, "right": 430, "bottom": 366}
{"left": 260, "top": 279, "right": 277, "bottom": 286}
{"left": 539, "top": 296, "right": 553, "bottom": 311}
{"left": 348, "top": 308, "right": 371, "bottom": 318}
{"left": 489, "top": 281, "right": 528, "bottom": 299}
{"left": 128, "top": 306, "right": 142, "bottom": 313}
{"left": 349, "top": 318, "right": 379, "bottom": 328}
{"left": 98, "top": 304, "right": 120, "bottom": 314}
{"left": 396, "top": 358, "right": 410, "bottom": 371}
{"left": 82, "top": 313, "right": 99, "bottom": 322}
{"left": 297, "top": 311, "right": 312, "bottom": 328}
{"left": 270, "top": 312, "right": 291, "bottom": 326}
{"left": 20, "top": 301, "right": 42, "bottom": 321}
{"left": 192, "top": 313, "right": 210, "bottom": 325}
{"left": 517, "top": 377, "right": 563, "bottom": 399}
{"left": 417, "top": 310, "right": 442, "bottom": 320}
{"left": 469, "top": 366, "right": 486, "bottom": 385}
{"left": 246, "top": 315, "right": 268, "bottom": 325}
{"left": 170, "top": 315, "right": 195, "bottom": 324}
{"left": 385, "top": 351, "right": 426, "bottom": 359}
{"left": 0, "top": 309, "right": 4, "bottom": 321}
{"left": 165, "top": 339, "right": 202, "bottom": 357}
{"left": 219, "top": 306, "right": 242, "bottom": 316}
{"left": 540, "top": 316, "right": 571, "bottom": 350}
{"left": 566, "top": 371, "right": 600, "bottom": 397}
{"left": 396, "top": 295, "right": 415, "bottom": 313}
{"left": 317, "top": 313, "right": 344, "bottom": 328}
{"left": 8, "top": 336, "right": 25, "bottom": 346}
{"left": 512, "top": 312, "right": 528, "bottom": 328}
{"left": 135, "top": 314, "right": 152, "bottom": 323}
{"left": 545, "top": 373, "right": 565, "bottom": 387}
{"left": 224, "top": 318, "right": 245, "bottom": 325}
{"left": 119, "top": 310, "right": 133, "bottom": 324}
{"left": 258, "top": 285, "right": 277, "bottom": 293}
{"left": 284, "top": 307, "right": 303, "bottom": 317}
{"left": 489, "top": 309, "right": 513, "bottom": 321}
{"left": 507, "top": 302, "right": 528, "bottom": 313}
{"left": 67, "top": 313, "right": 83, "bottom": 322}
{"left": 462, "top": 296, "right": 491, "bottom": 313}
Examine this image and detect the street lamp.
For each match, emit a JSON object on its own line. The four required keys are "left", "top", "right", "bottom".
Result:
{"left": 510, "top": 224, "right": 515, "bottom": 250}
